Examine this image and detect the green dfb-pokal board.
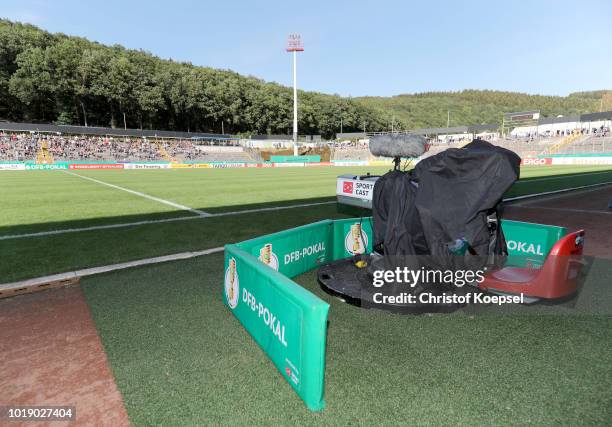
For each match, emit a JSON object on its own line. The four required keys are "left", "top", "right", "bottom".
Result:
{"left": 222, "top": 219, "right": 373, "bottom": 410}
{"left": 222, "top": 218, "right": 565, "bottom": 410}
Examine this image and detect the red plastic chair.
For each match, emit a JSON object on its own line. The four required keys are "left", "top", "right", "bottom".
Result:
{"left": 479, "top": 230, "right": 585, "bottom": 300}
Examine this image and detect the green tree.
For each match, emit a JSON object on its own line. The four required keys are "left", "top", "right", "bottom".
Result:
{"left": 2, "top": 18, "right": 608, "bottom": 137}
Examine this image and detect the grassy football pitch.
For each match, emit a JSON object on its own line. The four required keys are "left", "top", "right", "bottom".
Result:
{"left": 2, "top": 164, "right": 612, "bottom": 282}
{"left": 2, "top": 164, "right": 612, "bottom": 425}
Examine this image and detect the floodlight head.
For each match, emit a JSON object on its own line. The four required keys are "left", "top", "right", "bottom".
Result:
{"left": 286, "top": 34, "right": 304, "bottom": 52}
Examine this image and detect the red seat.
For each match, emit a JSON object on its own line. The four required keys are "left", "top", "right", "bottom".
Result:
{"left": 479, "top": 230, "right": 585, "bottom": 300}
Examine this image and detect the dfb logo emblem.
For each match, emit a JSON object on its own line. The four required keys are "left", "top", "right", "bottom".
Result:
{"left": 224, "top": 257, "right": 240, "bottom": 309}
{"left": 259, "top": 243, "right": 279, "bottom": 271}
{"left": 345, "top": 223, "right": 368, "bottom": 255}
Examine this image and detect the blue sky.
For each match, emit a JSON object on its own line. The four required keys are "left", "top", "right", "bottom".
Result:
{"left": 2, "top": 0, "right": 611, "bottom": 97}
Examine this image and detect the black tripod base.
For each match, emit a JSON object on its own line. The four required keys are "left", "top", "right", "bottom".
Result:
{"left": 317, "top": 256, "right": 464, "bottom": 315}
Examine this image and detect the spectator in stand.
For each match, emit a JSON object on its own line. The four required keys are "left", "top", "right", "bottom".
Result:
{"left": 0, "top": 133, "right": 223, "bottom": 162}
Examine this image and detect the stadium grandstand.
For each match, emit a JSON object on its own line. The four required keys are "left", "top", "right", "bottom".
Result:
{"left": 509, "top": 111, "right": 612, "bottom": 138}
{"left": 330, "top": 110, "right": 612, "bottom": 162}
{"left": 2, "top": 109, "right": 611, "bottom": 164}
{"left": 329, "top": 134, "right": 611, "bottom": 163}
{"left": 0, "top": 122, "right": 255, "bottom": 163}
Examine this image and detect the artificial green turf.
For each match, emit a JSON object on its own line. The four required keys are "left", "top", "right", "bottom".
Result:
{"left": 2, "top": 165, "right": 611, "bottom": 283}
{"left": 82, "top": 254, "right": 612, "bottom": 426}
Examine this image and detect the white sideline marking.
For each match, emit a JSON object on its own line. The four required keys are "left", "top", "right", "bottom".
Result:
{"left": 63, "top": 170, "right": 211, "bottom": 217}
{"left": 0, "top": 200, "right": 337, "bottom": 241}
{"left": 512, "top": 184, "right": 612, "bottom": 206}
{"left": 511, "top": 206, "right": 612, "bottom": 215}
{"left": 515, "top": 170, "right": 612, "bottom": 183}
{"left": 0, "top": 215, "right": 199, "bottom": 240}
{"left": 503, "top": 181, "right": 612, "bottom": 202}
{"left": 1, "top": 174, "right": 610, "bottom": 242}
{"left": 207, "top": 200, "right": 336, "bottom": 217}
{"left": 2, "top": 182, "right": 611, "bottom": 292}
{"left": 0, "top": 247, "right": 224, "bottom": 294}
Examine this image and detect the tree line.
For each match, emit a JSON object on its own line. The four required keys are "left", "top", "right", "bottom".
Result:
{"left": 356, "top": 89, "right": 610, "bottom": 130}
{"left": 0, "top": 19, "right": 390, "bottom": 138}
{"left": 1, "top": 20, "right": 609, "bottom": 138}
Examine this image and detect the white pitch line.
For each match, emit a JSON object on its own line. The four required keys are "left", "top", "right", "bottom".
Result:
{"left": 2, "top": 175, "right": 610, "bottom": 242}
{"left": 2, "top": 182, "right": 612, "bottom": 291}
{"left": 503, "top": 181, "right": 612, "bottom": 202}
{"left": 207, "top": 200, "right": 336, "bottom": 217}
{"left": 0, "top": 215, "right": 199, "bottom": 241}
{"left": 515, "top": 170, "right": 612, "bottom": 183}
{"left": 0, "top": 246, "right": 224, "bottom": 294}
{"left": 0, "top": 200, "right": 337, "bottom": 241}
{"left": 63, "top": 170, "right": 211, "bottom": 217}
{"left": 510, "top": 206, "right": 612, "bottom": 215}
{"left": 511, "top": 183, "right": 612, "bottom": 206}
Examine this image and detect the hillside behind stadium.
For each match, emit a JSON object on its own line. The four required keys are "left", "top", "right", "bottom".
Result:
{"left": 1, "top": 19, "right": 611, "bottom": 139}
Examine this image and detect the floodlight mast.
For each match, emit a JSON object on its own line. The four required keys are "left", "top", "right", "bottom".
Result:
{"left": 286, "top": 34, "right": 304, "bottom": 156}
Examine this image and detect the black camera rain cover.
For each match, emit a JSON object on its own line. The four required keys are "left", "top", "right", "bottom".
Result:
{"left": 373, "top": 139, "right": 521, "bottom": 271}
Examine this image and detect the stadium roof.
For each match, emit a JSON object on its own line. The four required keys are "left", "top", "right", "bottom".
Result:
{"left": 335, "top": 132, "right": 367, "bottom": 140}
{"left": 250, "top": 134, "right": 293, "bottom": 140}
{"left": 580, "top": 111, "right": 612, "bottom": 122}
{"left": 519, "top": 110, "right": 612, "bottom": 126}
{"left": 337, "top": 125, "right": 499, "bottom": 140}
{"left": 0, "top": 121, "right": 230, "bottom": 139}
{"left": 538, "top": 115, "right": 580, "bottom": 125}
{"left": 412, "top": 124, "right": 498, "bottom": 135}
